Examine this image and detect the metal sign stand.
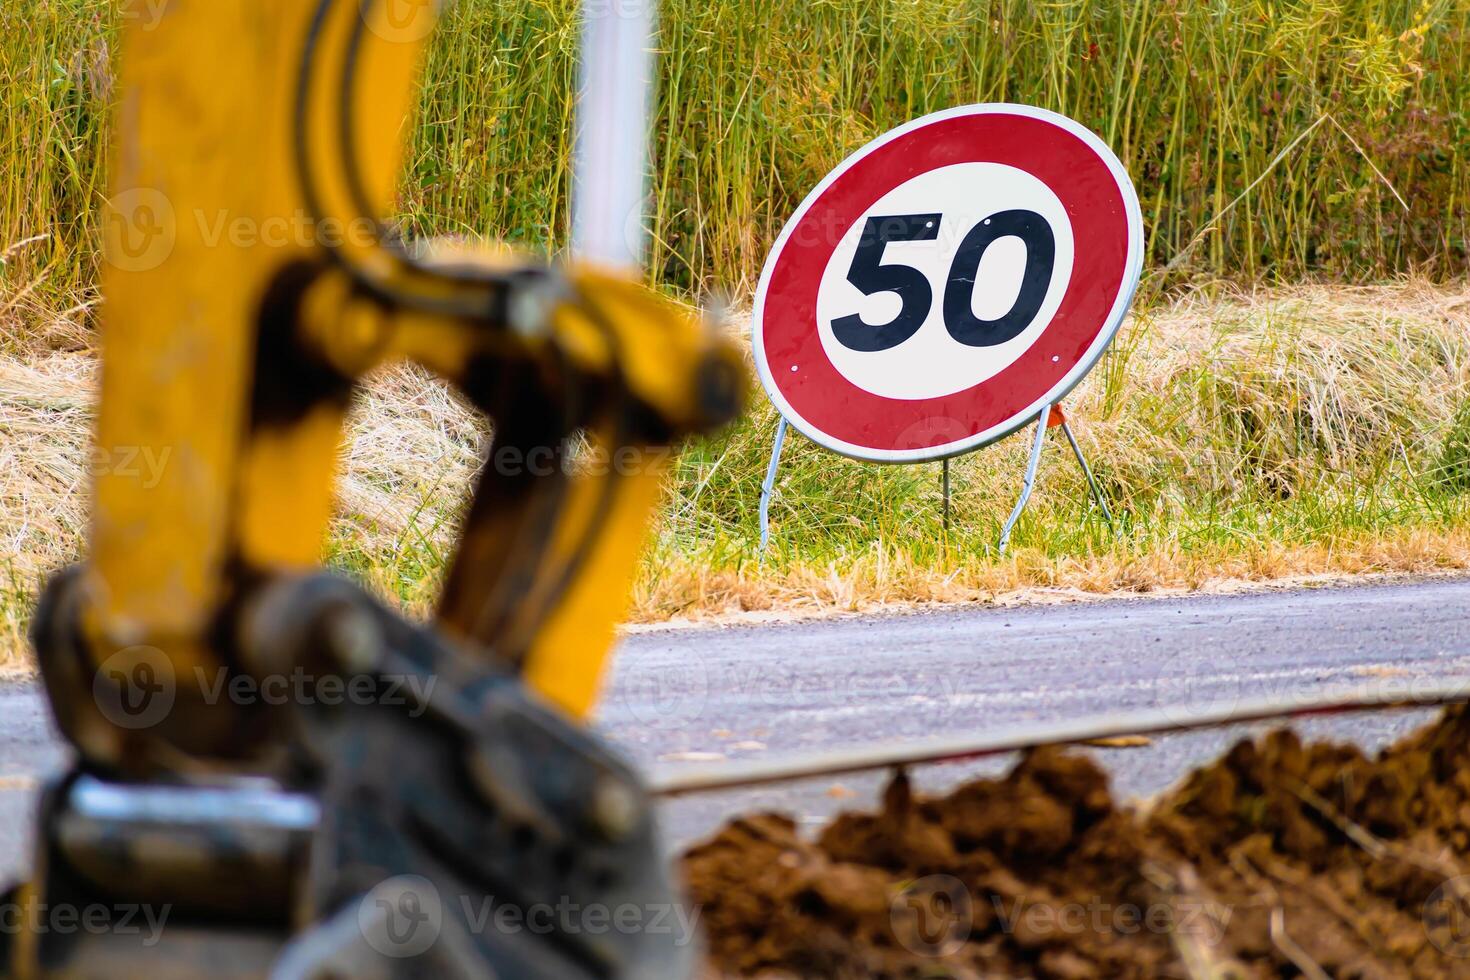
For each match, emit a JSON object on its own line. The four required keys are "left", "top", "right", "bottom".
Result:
{"left": 758, "top": 404, "right": 1114, "bottom": 556}
{"left": 996, "top": 403, "right": 1114, "bottom": 554}
{"left": 758, "top": 417, "right": 790, "bottom": 554}
{"left": 942, "top": 458, "right": 951, "bottom": 532}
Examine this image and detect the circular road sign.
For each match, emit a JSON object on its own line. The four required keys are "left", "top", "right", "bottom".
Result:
{"left": 753, "top": 104, "right": 1143, "bottom": 463}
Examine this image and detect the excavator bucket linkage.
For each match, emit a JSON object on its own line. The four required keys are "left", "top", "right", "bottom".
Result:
{"left": 6, "top": 1, "right": 741, "bottom": 976}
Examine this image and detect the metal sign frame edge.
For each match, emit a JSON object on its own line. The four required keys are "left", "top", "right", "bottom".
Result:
{"left": 750, "top": 102, "right": 1146, "bottom": 465}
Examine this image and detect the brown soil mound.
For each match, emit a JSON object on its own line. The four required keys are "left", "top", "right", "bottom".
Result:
{"left": 683, "top": 707, "right": 1470, "bottom": 978}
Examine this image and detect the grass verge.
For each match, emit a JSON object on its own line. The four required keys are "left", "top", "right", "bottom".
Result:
{"left": 642, "top": 278, "right": 1470, "bottom": 621}
{"left": 4, "top": 279, "right": 1470, "bottom": 670}
{"left": 2, "top": 0, "right": 1465, "bottom": 313}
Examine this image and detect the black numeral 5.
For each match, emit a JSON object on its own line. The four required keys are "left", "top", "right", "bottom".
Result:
{"left": 829, "top": 214, "right": 942, "bottom": 353}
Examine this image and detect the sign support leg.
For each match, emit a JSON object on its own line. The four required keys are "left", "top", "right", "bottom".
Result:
{"left": 1058, "top": 418, "right": 1115, "bottom": 534}
{"left": 758, "top": 417, "right": 790, "bottom": 557}
{"left": 942, "top": 459, "right": 951, "bottom": 532}
{"left": 998, "top": 404, "right": 1051, "bottom": 555}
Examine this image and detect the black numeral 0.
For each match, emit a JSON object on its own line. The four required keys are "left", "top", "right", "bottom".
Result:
{"left": 831, "top": 209, "right": 1055, "bottom": 353}
{"left": 943, "top": 210, "right": 1054, "bottom": 348}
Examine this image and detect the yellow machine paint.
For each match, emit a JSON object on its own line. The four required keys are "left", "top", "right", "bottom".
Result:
{"left": 11, "top": 3, "right": 739, "bottom": 975}
{"left": 88, "top": 0, "right": 739, "bottom": 730}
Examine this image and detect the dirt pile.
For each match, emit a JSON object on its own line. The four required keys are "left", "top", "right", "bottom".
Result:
{"left": 683, "top": 707, "right": 1470, "bottom": 978}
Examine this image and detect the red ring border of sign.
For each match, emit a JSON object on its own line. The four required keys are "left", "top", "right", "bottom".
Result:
{"left": 752, "top": 103, "right": 1145, "bottom": 464}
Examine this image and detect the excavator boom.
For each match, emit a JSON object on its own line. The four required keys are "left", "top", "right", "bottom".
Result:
{"left": 8, "top": 2, "right": 742, "bottom": 976}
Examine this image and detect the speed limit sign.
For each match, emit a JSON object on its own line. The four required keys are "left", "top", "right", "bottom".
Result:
{"left": 753, "top": 104, "right": 1143, "bottom": 463}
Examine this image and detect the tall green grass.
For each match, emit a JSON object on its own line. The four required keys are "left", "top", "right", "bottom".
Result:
{"left": 0, "top": 0, "right": 111, "bottom": 315}
{"left": 1, "top": 0, "right": 1466, "bottom": 315}
{"left": 659, "top": 282, "right": 1470, "bottom": 551}
{"left": 297, "top": 282, "right": 1470, "bottom": 623}
{"left": 4, "top": 2, "right": 1470, "bottom": 643}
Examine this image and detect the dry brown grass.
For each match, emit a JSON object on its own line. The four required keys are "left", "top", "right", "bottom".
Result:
{"left": 630, "top": 525, "right": 1470, "bottom": 627}
{"left": 3, "top": 279, "right": 1470, "bottom": 670}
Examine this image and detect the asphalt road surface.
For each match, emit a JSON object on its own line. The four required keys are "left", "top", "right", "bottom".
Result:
{"left": 3, "top": 577, "right": 1470, "bottom": 880}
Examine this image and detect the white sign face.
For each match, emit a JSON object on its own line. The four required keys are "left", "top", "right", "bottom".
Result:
{"left": 815, "top": 162, "right": 1076, "bottom": 401}
{"left": 754, "top": 103, "right": 1144, "bottom": 464}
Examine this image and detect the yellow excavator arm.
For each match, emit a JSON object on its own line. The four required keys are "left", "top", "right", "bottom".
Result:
{"left": 9, "top": 1, "right": 742, "bottom": 976}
